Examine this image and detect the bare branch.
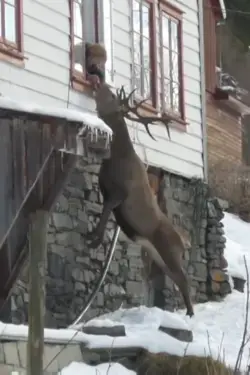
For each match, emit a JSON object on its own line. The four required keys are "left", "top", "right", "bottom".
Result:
{"left": 234, "top": 255, "right": 249, "bottom": 374}
{"left": 116, "top": 86, "right": 172, "bottom": 141}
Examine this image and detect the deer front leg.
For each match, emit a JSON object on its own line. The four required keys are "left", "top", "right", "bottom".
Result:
{"left": 87, "top": 190, "right": 127, "bottom": 248}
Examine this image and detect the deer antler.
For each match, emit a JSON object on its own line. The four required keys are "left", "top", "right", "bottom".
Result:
{"left": 116, "top": 86, "right": 172, "bottom": 140}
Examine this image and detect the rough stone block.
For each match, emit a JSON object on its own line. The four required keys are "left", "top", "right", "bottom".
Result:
{"left": 55, "top": 232, "right": 72, "bottom": 246}
{"left": 78, "top": 209, "right": 88, "bottom": 223}
{"left": 57, "top": 195, "right": 69, "bottom": 212}
{"left": 126, "top": 244, "right": 141, "bottom": 257}
{"left": 104, "top": 283, "right": 126, "bottom": 296}
{"left": 211, "top": 281, "right": 220, "bottom": 294}
{"left": 52, "top": 213, "right": 73, "bottom": 230}
{"left": 96, "top": 292, "right": 104, "bottom": 306}
{"left": 159, "top": 326, "right": 193, "bottom": 343}
{"left": 72, "top": 268, "right": 85, "bottom": 282}
{"left": 129, "top": 257, "right": 143, "bottom": 268}
{"left": 210, "top": 269, "right": 228, "bottom": 283}
{"left": 126, "top": 281, "right": 144, "bottom": 296}
{"left": 82, "top": 325, "right": 126, "bottom": 337}
{"left": 109, "top": 262, "right": 119, "bottom": 276}
{"left": 75, "top": 282, "right": 86, "bottom": 292}
{"left": 232, "top": 276, "right": 246, "bottom": 293}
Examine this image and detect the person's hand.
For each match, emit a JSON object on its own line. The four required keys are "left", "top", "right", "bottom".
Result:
{"left": 86, "top": 73, "right": 101, "bottom": 90}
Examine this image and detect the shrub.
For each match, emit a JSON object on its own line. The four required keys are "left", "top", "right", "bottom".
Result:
{"left": 136, "top": 351, "right": 234, "bottom": 375}
{"left": 208, "top": 160, "right": 250, "bottom": 222}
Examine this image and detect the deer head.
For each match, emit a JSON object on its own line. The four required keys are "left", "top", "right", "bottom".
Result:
{"left": 95, "top": 84, "right": 172, "bottom": 140}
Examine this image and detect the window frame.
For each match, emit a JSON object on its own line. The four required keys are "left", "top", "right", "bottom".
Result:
{"left": 0, "top": 0, "right": 24, "bottom": 62}
{"left": 131, "top": 0, "right": 157, "bottom": 110}
{"left": 69, "top": 0, "right": 115, "bottom": 92}
{"left": 158, "top": 0, "right": 185, "bottom": 124}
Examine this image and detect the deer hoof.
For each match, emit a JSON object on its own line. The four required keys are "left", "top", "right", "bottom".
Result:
{"left": 186, "top": 309, "right": 194, "bottom": 318}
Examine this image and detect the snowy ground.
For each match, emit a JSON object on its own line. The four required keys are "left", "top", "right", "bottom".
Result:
{"left": 0, "top": 212, "right": 249, "bottom": 374}
{"left": 61, "top": 362, "right": 136, "bottom": 375}
{"left": 61, "top": 212, "right": 250, "bottom": 374}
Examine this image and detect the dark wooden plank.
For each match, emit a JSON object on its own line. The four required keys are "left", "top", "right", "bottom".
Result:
{"left": 0, "top": 115, "right": 84, "bottom": 312}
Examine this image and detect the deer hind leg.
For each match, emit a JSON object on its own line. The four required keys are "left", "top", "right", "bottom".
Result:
{"left": 87, "top": 190, "right": 127, "bottom": 248}
{"left": 148, "top": 230, "right": 194, "bottom": 317}
{"left": 166, "top": 265, "right": 194, "bottom": 317}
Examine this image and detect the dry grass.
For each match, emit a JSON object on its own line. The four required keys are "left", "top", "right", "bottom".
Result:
{"left": 136, "top": 351, "right": 234, "bottom": 375}
{"left": 209, "top": 160, "right": 250, "bottom": 221}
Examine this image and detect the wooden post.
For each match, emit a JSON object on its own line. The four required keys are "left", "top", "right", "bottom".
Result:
{"left": 27, "top": 210, "right": 49, "bottom": 375}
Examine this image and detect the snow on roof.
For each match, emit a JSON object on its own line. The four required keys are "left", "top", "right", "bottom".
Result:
{"left": 0, "top": 95, "right": 112, "bottom": 137}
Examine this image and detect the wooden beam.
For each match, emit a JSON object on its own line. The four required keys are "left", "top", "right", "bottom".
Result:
{"left": 27, "top": 210, "right": 49, "bottom": 375}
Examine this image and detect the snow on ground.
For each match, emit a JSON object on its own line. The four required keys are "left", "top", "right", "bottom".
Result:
{"left": 83, "top": 305, "right": 189, "bottom": 331}
{"left": 60, "top": 361, "right": 135, "bottom": 375}
{"left": 179, "top": 211, "right": 250, "bottom": 370}
{"left": 222, "top": 212, "right": 250, "bottom": 280}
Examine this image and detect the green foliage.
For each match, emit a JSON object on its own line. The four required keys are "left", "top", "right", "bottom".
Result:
{"left": 136, "top": 351, "right": 234, "bottom": 375}
{"left": 224, "top": 0, "right": 250, "bottom": 50}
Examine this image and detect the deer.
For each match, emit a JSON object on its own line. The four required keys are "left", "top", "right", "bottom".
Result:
{"left": 86, "top": 84, "right": 194, "bottom": 317}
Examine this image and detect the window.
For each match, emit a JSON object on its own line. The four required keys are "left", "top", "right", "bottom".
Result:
{"left": 70, "top": 0, "right": 114, "bottom": 87}
{"left": 0, "top": 0, "right": 23, "bottom": 58}
{"left": 132, "top": 0, "right": 156, "bottom": 106}
{"left": 159, "top": 2, "right": 184, "bottom": 120}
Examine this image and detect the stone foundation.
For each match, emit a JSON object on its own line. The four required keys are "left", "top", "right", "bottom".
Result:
{"left": 8, "top": 159, "right": 231, "bottom": 327}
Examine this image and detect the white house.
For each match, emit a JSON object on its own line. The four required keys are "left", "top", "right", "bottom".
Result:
{"left": 0, "top": 0, "right": 223, "bottom": 179}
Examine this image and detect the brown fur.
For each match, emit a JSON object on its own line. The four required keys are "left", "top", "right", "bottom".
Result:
{"left": 88, "top": 84, "right": 194, "bottom": 317}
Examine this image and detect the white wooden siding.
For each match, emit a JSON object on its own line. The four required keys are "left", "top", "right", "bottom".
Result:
{"left": 0, "top": 0, "right": 204, "bottom": 178}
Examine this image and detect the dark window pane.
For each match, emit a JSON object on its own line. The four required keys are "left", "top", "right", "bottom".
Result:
{"left": 171, "top": 52, "right": 179, "bottom": 81}
{"left": 143, "top": 69, "right": 151, "bottom": 98}
{"left": 134, "top": 63, "right": 142, "bottom": 96}
{"left": 172, "top": 81, "right": 180, "bottom": 113}
{"left": 142, "top": 36, "right": 150, "bottom": 70}
{"left": 163, "top": 78, "right": 171, "bottom": 109}
{"left": 163, "top": 47, "right": 170, "bottom": 78}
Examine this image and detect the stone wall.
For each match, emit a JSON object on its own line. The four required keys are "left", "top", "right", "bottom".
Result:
{"left": 8, "top": 159, "right": 231, "bottom": 328}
